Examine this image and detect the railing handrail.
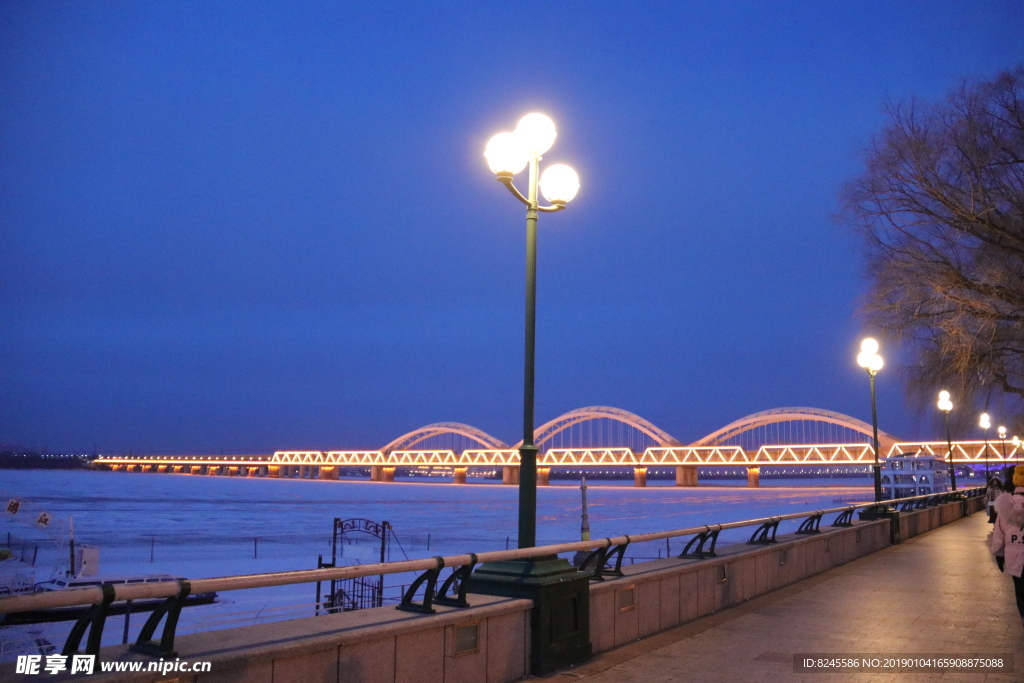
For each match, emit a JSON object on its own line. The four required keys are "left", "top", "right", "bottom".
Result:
{"left": 0, "top": 487, "right": 981, "bottom": 614}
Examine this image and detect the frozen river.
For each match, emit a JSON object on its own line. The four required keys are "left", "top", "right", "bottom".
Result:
{"left": 2, "top": 469, "right": 975, "bottom": 659}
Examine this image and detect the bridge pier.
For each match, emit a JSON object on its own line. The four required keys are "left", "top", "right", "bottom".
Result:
{"left": 370, "top": 466, "right": 382, "bottom": 481}
{"left": 268, "top": 465, "right": 280, "bottom": 478}
{"left": 453, "top": 467, "right": 467, "bottom": 484}
{"left": 634, "top": 467, "right": 647, "bottom": 487}
{"left": 207, "top": 466, "right": 219, "bottom": 475}
{"left": 381, "top": 466, "right": 395, "bottom": 482}
{"left": 319, "top": 466, "right": 338, "bottom": 480}
{"left": 298, "top": 465, "right": 308, "bottom": 478}
{"left": 675, "top": 465, "right": 698, "bottom": 486}
{"left": 537, "top": 467, "right": 550, "bottom": 486}
{"left": 746, "top": 466, "right": 760, "bottom": 488}
{"left": 502, "top": 466, "right": 519, "bottom": 485}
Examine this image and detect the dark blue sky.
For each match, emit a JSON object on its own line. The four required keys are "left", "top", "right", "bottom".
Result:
{"left": 2, "top": 2, "right": 1022, "bottom": 453}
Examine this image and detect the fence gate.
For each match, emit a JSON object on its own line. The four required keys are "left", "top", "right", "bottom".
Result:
{"left": 316, "top": 518, "right": 390, "bottom": 613}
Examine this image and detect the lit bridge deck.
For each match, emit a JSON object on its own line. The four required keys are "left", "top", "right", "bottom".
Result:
{"left": 94, "top": 441, "right": 1022, "bottom": 468}
{"left": 93, "top": 405, "right": 1022, "bottom": 485}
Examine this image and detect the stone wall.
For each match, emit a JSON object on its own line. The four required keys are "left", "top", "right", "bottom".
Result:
{"left": 51, "top": 595, "right": 531, "bottom": 683}
{"left": 899, "top": 493, "right": 986, "bottom": 540}
{"left": 588, "top": 518, "right": 891, "bottom": 653}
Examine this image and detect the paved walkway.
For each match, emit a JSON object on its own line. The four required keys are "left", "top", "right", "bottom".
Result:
{"left": 542, "top": 513, "right": 1023, "bottom": 682}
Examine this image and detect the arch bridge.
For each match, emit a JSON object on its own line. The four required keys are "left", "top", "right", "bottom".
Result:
{"left": 94, "top": 406, "right": 1020, "bottom": 487}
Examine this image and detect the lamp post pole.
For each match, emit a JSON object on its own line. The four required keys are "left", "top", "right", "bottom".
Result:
{"left": 980, "top": 413, "right": 991, "bottom": 483}
{"left": 476, "top": 114, "right": 591, "bottom": 676}
{"left": 938, "top": 391, "right": 955, "bottom": 491}
{"left": 869, "top": 371, "right": 881, "bottom": 502}
{"left": 482, "top": 114, "right": 578, "bottom": 548}
{"left": 519, "top": 156, "right": 540, "bottom": 549}
{"left": 944, "top": 409, "right": 956, "bottom": 491}
{"left": 857, "top": 338, "right": 884, "bottom": 502}
{"left": 998, "top": 425, "right": 1007, "bottom": 486}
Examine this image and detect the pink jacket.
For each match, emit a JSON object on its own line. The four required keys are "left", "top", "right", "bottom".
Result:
{"left": 991, "top": 488, "right": 1024, "bottom": 578}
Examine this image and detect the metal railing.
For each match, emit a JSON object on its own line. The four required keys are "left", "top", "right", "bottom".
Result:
{"left": 0, "top": 487, "right": 982, "bottom": 659}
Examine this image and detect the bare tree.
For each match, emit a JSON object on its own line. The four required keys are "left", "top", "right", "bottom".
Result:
{"left": 842, "top": 66, "right": 1024, "bottom": 427}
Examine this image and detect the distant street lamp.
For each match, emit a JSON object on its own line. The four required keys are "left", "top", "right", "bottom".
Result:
{"left": 999, "top": 425, "right": 1008, "bottom": 483}
{"left": 857, "top": 338, "right": 884, "bottom": 502}
{"left": 937, "top": 391, "right": 955, "bottom": 491}
{"left": 484, "top": 113, "right": 580, "bottom": 549}
{"left": 980, "top": 412, "right": 991, "bottom": 481}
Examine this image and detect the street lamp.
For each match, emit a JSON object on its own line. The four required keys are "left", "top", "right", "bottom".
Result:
{"left": 937, "top": 390, "right": 955, "bottom": 491}
{"left": 999, "top": 425, "right": 1008, "bottom": 484}
{"left": 857, "top": 338, "right": 884, "bottom": 502}
{"left": 475, "top": 114, "right": 592, "bottom": 677}
{"left": 980, "top": 412, "right": 991, "bottom": 482}
{"left": 484, "top": 113, "right": 580, "bottom": 549}
{"left": 1014, "top": 435, "right": 1021, "bottom": 467}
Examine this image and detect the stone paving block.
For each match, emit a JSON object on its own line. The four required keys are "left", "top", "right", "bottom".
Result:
{"left": 589, "top": 589, "right": 615, "bottom": 652}
{"left": 339, "top": 638, "right": 394, "bottom": 683}
{"left": 656, "top": 575, "right": 680, "bottom": 632}
{"left": 443, "top": 619, "right": 486, "bottom": 683}
{"left": 273, "top": 646, "right": 337, "bottom": 683}
{"left": 395, "top": 627, "right": 443, "bottom": 683}
{"left": 695, "top": 566, "right": 717, "bottom": 616}
{"left": 485, "top": 609, "right": 527, "bottom": 683}
{"left": 678, "top": 569, "right": 699, "bottom": 624}
{"left": 613, "top": 585, "right": 640, "bottom": 646}
{"left": 636, "top": 579, "right": 661, "bottom": 638}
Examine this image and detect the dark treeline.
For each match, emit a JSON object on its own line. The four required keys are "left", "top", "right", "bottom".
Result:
{"left": 0, "top": 450, "right": 93, "bottom": 470}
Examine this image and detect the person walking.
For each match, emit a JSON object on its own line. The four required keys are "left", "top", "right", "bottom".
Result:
{"left": 991, "top": 465, "right": 1024, "bottom": 633}
{"left": 988, "top": 477, "right": 1004, "bottom": 523}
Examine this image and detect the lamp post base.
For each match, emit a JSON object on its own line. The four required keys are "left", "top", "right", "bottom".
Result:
{"left": 467, "top": 556, "right": 592, "bottom": 675}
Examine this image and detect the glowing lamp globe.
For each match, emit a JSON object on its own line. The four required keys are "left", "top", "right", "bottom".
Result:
{"left": 856, "top": 352, "right": 883, "bottom": 372}
{"left": 980, "top": 413, "right": 991, "bottom": 430}
{"left": 860, "top": 338, "right": 879, "bottom": 354}
{"left": 485, "top": 132, "right": 528, "bottom": 175}
{"left": 514, "top": 113, "right": 557, "bottom": 156}
{"left": 939, "top": 390, "right": 950, "bottom": 402}
{"left": 1013, "top": 436, "right": 1020, "bottom": 447}
{"left": 999, "top": 426, "right": 1007, "bottom": 438}
{"left": 539, "top": 164, "right": 580, "bottom": 204}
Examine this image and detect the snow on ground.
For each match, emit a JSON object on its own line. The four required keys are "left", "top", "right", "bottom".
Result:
{"left": 0, "top": 469, "right": 984, "bottom": 659}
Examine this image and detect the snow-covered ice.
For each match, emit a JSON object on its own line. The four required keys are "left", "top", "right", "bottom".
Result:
{"left": 0, "top": 469, "right": 983, "bottom": 659}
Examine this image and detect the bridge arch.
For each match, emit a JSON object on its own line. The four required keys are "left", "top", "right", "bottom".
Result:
{"left": 693, "top": 407, "right": 900, "bottom": 451}
{"left": 518, "top": 406, "right": 681, "bottom": 450}
{"left": 381, "top": 423, "right": 508, "bottom": 454}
